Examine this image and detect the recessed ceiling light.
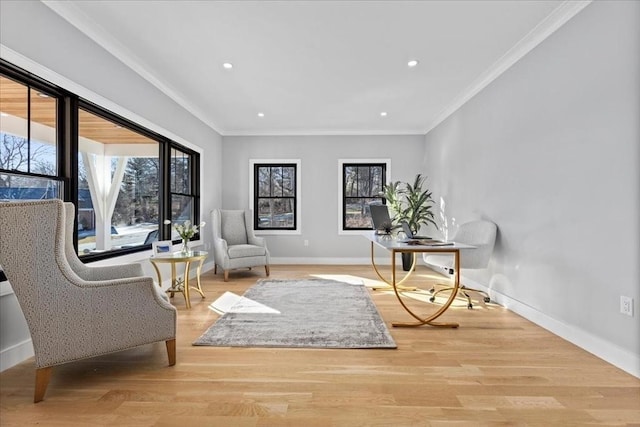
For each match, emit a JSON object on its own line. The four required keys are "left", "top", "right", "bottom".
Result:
{"left": 407, "top": 60, "right": 419, "bottom": 68}
{"left": 257, "top": 112, "right": 265, "bottom": 118}
{"left": 223, "top": 62, "right": 233, "bottom": 69}
{"left": 0, "top": 112, "right": 8, "bottom": 117}
{"left": 380, "top": 112, "right": 388, "bottom": 117}
{"left": 37, "top": 92, "right": 50, "bottom": 98}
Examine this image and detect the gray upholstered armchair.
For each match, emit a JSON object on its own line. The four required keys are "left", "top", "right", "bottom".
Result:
{"left": 0, "top": 199, "right": 176, "bottom": 403}
{"left": 211, "top": 209, "right": 270, "bottom": 281}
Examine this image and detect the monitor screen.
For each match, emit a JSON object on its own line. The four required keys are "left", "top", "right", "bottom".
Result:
{"left": 370, "top": 204, "right": 392, "bottom": 233}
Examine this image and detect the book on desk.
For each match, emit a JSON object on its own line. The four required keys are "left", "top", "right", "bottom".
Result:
{"left": 401, "top": 238, "right": 454, "bottom": 246}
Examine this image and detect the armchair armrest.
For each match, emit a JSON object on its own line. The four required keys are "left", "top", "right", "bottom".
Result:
{"left": 248, "top": 235, "right": 266, "bottom": 247}
{"left": 213, "top": 237, "right": 228, "bottom": 253}
{"left": 80, "top": 262, "right": 145, "bottom": 282}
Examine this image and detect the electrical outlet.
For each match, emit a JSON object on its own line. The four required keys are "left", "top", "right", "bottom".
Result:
{"left": 304, "top": 240, "right": 309, "bottom": 247}
{"left": 620, "top": 296, "right": 634, "bottom": 317}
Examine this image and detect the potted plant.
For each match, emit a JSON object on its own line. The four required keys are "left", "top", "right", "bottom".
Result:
{"left": 381, "top": 174, "right": 438, "bottom": 270}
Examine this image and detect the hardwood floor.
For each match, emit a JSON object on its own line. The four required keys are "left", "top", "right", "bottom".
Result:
{"left": 1, "top": 264, "right": 639, "bottom": 426}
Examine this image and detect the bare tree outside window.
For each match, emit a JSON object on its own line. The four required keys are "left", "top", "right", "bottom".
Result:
{"left": 343, "top": 163, "right": 386, "bottom": 230}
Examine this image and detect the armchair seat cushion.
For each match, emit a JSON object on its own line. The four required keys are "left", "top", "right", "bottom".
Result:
{"left": 228, "top": 244, "right": 266, "bottom": 258}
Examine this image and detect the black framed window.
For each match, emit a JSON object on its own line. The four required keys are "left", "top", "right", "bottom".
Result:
{"left": 169, "top": 145, "right": 200, "bottom": 240}
{"left": 342, "top": 163, "right": 386, "bottom": 230}
{"left": 0, "top": 72, "right": 65, "bottom": 201}
{"left": 1, "top": 59, "right": 201, "bottom": 262}
{"left": 254, "top": 163, "right": 297, "bottom": 230}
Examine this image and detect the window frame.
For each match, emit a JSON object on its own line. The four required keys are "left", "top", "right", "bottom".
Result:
{"left": 1, "top": 58, "right": 202, "bottom": 263}
{"left": 338, "top": 158, "right": 391, "bottom": 235}
{"left": 249, "top": 159, "right": 301, "bottom": 235}
{"left": 0, "top": 63, "right": 68, "bottom": 201}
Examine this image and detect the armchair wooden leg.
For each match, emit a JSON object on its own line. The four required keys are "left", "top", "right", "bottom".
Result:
{"left": 34, "top": 367, "right": 52, "bottom": 403}
{"left": 214, "top": 264, "right": 217, "bottom": 274}
{"left": 224, "top": 270, "right": 229, "bottom": 282}
{"left": 166, "top": 339, "right": 176, "bottom": 366}
{"left": 265, "top": 265, "right": 270, "bottom": 277}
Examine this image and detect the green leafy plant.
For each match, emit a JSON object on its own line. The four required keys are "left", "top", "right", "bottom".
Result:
{"left": 381, "top": 174, "right": 437, "bottom": 235}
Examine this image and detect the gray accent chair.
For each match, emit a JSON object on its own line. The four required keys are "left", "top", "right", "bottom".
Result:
{"left": 0, "top": 199, "right": 176, "bottom": 403}
{"left": 424, "top": 220, "right": 498, "bottom": 309}
{"left": 211, "top": 209, "right": 270, "bottom": 281}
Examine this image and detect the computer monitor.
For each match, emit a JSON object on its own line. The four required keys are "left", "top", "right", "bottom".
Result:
{"left": 370, "top": 204, "right": 392, "bottom": 234}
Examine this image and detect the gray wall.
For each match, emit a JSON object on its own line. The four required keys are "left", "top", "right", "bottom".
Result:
{"left": 222, "top": 135, "right": 424, "bottom": 261}
{"left": 0, "top": 0, "right": 223, "bottom": 370}
{"left": 422, "top": 1, "right": 639, "bottom": 374}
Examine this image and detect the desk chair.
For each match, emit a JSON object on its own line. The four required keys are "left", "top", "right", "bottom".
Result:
{"left": 424, "top": 220, "right": 497, "bottom": 309}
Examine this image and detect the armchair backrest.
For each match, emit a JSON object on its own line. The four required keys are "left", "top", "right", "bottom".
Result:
{"left": 0, "top": 200, "right": 76, "bottom": 364}
{"left": 64, "top": 202, "right": 86, "bottom": 275}
{"left": 215, "top": 209, "right": 253, "bottom": 245}
{"left": 454, "top": 220, "right": 497, "bottom": 269}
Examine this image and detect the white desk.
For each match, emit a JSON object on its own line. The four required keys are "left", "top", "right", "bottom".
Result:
{"left": 365, "top": 233, "right": 474, "bottom": 328}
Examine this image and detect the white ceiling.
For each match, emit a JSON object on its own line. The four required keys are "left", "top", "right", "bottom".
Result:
{"left": 43, "top": 0, "right": 590, "bottom": 136}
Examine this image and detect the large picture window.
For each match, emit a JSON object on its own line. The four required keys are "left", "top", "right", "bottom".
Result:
{"left": 76, "top": 107, "right": 160, "bottom": 256}
{"left": 339, "top": 160, "right": 389, "bottom": 232}
{"left": 1, "top": 59, "right": 201, "bottom": 262}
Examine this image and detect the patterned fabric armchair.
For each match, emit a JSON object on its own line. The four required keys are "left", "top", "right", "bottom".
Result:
{"left": 211, "top": 209, "right": 270, "bottom": 281}
{"left": 0, "top": 199, "right": 176, "bottom": 403}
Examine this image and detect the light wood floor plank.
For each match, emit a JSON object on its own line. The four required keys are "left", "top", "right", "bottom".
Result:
{"left": 1, "top": 264, "right": 638, "bottom": 426}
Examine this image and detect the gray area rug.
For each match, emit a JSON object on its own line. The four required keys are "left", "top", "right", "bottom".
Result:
{"left": 193, "top": 278, "right": 397, "bottom": 349}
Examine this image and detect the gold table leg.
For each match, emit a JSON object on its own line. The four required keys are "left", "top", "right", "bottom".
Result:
{"left": 170, "top": 263, "right": 178, "bottom": 300}
{"left": 391, "top": 248, "right": 460, "bottom": 328}
{"left": 151, "top": 262, "right": 163, "bottom": 288}
{"left": 183, "top": 261, "right": 191, "bottom": 308}
{"left": 370, "top": 242, "right": 460, "bottom": 328}
{"left": 189, "top": 259, "right": 206, "bottom": 299}
{"left": 370, "top": 242, "right": 418, "bottom": 291}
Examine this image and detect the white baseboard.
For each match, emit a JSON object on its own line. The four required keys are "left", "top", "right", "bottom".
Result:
{"left": 457, "top": 274, "right": 640, "bottom": 379}
{"left": 271, "top": 257, "right": 392, "bottom": 265}
{"left": 0, "top": 339, "right": 34, "bottom": 372}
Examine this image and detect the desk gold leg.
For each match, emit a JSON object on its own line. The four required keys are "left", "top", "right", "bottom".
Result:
{"left": 370, "top": 242, "right": 418, "bottom": 291}
{"left": 391, "top": 249, "right": 460, "bottom": 328}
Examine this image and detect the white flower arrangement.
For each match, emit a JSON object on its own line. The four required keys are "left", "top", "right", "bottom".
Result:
{"left": 163, "top": 219, "right": 206, "bottom": 241}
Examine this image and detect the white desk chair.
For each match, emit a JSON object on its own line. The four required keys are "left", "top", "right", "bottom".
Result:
{"left": 424, "top": 220, "right": 497, "bottom": 309}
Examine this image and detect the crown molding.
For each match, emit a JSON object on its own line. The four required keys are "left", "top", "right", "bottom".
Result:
{"left": 222, "top": 128, "right": 425, "bottom": 137}
{"left": 422, "top": 0, "right": 592, "bottom": 135}
{"left": 41, "top": 0, "right": 223, "bottom": 136}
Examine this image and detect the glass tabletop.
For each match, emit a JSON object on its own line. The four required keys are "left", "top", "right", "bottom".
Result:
{"left": 150, "top": 250, "right": 208, "bottom": 261}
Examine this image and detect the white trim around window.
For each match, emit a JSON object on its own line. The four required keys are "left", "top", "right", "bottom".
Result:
{"left": 249, "top": 158, "right": 302, "bottom": 235}
{"left": 338, "top": 158, "right": 391, "bottom": 235}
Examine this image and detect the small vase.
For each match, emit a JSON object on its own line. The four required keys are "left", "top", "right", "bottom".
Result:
{"left": 180, "top": 239, "right": 190, "bottom": 255}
